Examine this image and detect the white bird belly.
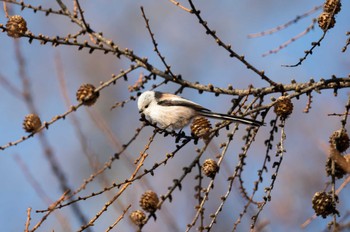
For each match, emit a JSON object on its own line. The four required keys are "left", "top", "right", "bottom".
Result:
{"left": 147, "top": 105, "right": 196, "bottom": 129}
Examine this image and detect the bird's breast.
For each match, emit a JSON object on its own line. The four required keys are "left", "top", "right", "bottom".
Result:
{"left": 148, "top": 105, "right": 196, "bottom": 129}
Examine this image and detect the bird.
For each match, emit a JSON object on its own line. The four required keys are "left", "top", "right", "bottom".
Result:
{"left": 137, "top": 91, "right": 264, "bottom": 130}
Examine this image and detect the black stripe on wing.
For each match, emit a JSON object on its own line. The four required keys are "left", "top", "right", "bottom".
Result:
{"left": 199, "top": 111, "right": 264, "bottom": 127}
{"left": 157, "top": 99, "right": 210, "bottom": 112}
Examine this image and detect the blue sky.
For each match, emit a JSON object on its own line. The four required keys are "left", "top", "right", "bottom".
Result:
{"left": 0, "top": 1, "right": 349, "bottom": 231}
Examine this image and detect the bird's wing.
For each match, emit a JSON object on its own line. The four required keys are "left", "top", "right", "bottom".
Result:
{"left": 153, "top": 92, "right": 264, "bottom": 127}
{"left": 155, "top": 92, "right": 210, "bottom": 112}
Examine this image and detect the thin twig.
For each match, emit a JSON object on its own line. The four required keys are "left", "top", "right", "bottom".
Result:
{"left": 78, "top": 153, "right": 149, "bottom": 231}
{"left": 0, "top": 66, "right": 139, "bottom": 151}
{"left": 25, "top": 208, "right": 31, "bottom": 232}
{"left": 262, "top": 19, "right": 316, "bottom": 57}
{"left": 187, "top": 0, "right": 278, "bottom": 87}
{"left": 29, "top": 191, "right": 70, "bottom": 232}
{"left": 248, "top": 5, "right": 322, "bottom": 38}
{"left": 141, "top": 6, "right": 177, "bottom": 78}
{"left": 168, "top": 0, "right": 191, "bottom": 13}
{"left": 105, "top": 205, "right": 131, "bottom": 232}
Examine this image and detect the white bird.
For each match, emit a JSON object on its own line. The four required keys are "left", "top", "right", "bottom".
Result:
{"left": 137, "top": 91, "right": 263, "bottom": 130}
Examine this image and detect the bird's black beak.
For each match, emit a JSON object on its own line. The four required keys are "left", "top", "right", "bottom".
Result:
{"left": 139, "top": 112, "right": 147, "bottom": 122}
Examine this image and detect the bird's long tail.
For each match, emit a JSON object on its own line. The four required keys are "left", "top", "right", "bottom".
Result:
{"left": 198, "top": 111, "right": 264, "bottom": 127}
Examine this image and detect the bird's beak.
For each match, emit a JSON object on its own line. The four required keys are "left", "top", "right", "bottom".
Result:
{"left": 139, "top": 109, "right": 143, "bottom": 113}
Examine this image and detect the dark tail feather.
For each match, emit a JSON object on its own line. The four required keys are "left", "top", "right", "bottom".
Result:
{"left": 199, "top": 111, "right": 264, "bottom": 127}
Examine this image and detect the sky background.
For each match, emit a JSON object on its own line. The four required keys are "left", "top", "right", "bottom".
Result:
{"left": 0, "top": 0, "right": 349, "bottom": 231}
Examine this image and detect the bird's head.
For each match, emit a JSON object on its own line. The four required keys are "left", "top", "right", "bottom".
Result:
{"left": 137, "top": 91, "right": 155, "bottom": 113}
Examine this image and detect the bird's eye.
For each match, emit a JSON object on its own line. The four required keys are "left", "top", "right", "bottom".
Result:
{"left": 144, "top": 104, "right": 149, "bottom": 109}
